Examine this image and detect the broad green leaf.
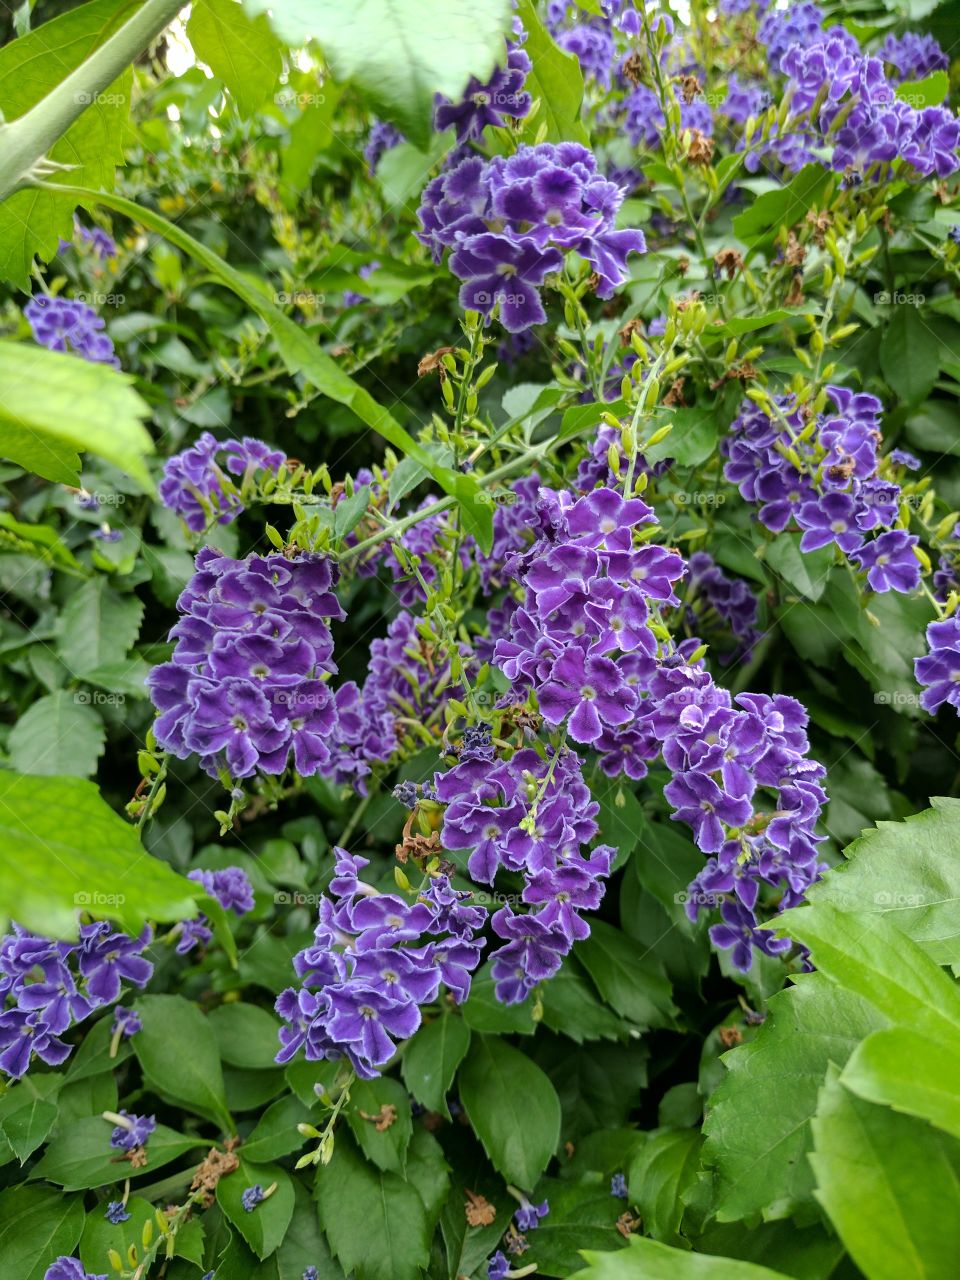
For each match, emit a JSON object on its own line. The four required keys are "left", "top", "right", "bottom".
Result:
{"left": 806, "top": 796, "right": 960, "bottom": 964}
{"left": 0, "top": 1185, "right": 85, "bottom": 1280}
{"left": 188, "top": 0, "right": 281, "bottom": 117}
{"left": 280, "top": 82, "right": 345, "bottom": 200}
{"left": 575, "top": 920, "right": 677, "bottom": 1029}
{"left": 778, "top": 904, "right": 960, "bottom": 1053}
{"left": 133, "top": 994, "right": 233, "bottom": 1132}
{"left": 400, "top": 1014, "right": 471, "bottom": 1117}
{"left": 644, "top": 407, "right": 717, "bottom": 467}
{"left": 0, "top": 341, "right": 154, "bottom": 490}
{"left": 62, "top": 186, "right": 490, "bottom": 537}
{"left": 316, "top": 1133, "right": 431, "bottom": 1280}
{"left": 693, "top": 1218, "right": 845, "bottom": 1280}
{"left": 0, "top": 1074, "right": 62, "bottom": 1164}
{"left": 705, "top": 310, "right": 795, "bottom": 337}
{"left": 208, "top": 1002, "right": 283, "bottom": 1070}
{"left": 79, "top": 1195, "right": 157, "bottom": 1275}
{"left": 241, "top": 1095, "right": 315, "bottom": 1164}
{"left": 244, "top": 0, "right": 513, "bottom": 149}
{"left": 56, "top": 577, "right": 144, "bottom": 677}
{"left": 522, "top": 1175, "right": 629, "bottom": 1276}
{"left": 0, "top": 0, "right": 133, "bottom": 287}
{"left": 375, "top": 136, "right": 451, "bottom": 212}
{"left": 458, "top": 1035, "right": 561, "bottom": 1188}
{"left": 8, "top": 691, "right": 105, "bottom": 778}
{"left": 896, "top": 70, "right": 949, "bottom": 107}
{"left": 217, "top": 1180, "right": 341, "bottom": 1279}
{"left": 904, "top": 401, "right": 960, "bottom": 457}
{"left": 628, "top": 1129, "right": 701, "bottom": 1244}
{"left": 30, "top": 1117, "right": 204, "bottom": 1190}
{"left": 810, "top": 1067, "right": 960, "bottom": 1280}
{"left": 462, "top": 961, "right": 537, "bottom": 1035}
{"left": 514, "top": 0, "right": 588, "bottom": 143}
{"left": 880, "top": 305, "right": 939, "bottom": 404}
{"left": 578, "top": 1236, "right": 791, "bottom": 1279}
{"left": 540, "top": 959, "right": 629, "bottom": 1043}
{"left": 217, "top": 1157, "right": 295, "bottom": 1259}
{"left": 702, "top": 972, "right": 885, "bottom": 1221}
{"left": 0, "top": 772, "right": 200, "bottom": 938}
{"left": 542, "top": 1038, "right": 649, "bottom": 1141}
{"left": 763, "top": 533, "right": 833, "bottom": 603}
{"left": 732, "top": 165, "right": 833, "bottom": 244}
{"left": 345, "top": 1076, "right": 413, "bottom": 1174}
{"left": 842, "top": 1026, "right": 960, "bottom": 1141}
{"left": 405, "top": 1127, "right": 451, "bottom": 1231}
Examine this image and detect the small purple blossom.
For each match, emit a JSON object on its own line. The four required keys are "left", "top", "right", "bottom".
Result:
{"left": 109, "top": 1110, "right": 156, "bottom": 1151}
{"left": 25, "top": 295, "right": 119, "bottom": 368}
{"left": 241, "top": 1184, "right": 266, "bottom": 1211}
{"left": 105, "top": 1201, "right": 130, "bottom": 1224}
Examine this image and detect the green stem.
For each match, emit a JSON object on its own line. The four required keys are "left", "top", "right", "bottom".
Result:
{"left": 0, "top": 0, "right": 183, "bottom": 203}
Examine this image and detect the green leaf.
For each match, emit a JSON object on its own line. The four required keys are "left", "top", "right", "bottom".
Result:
{"left": 702, "top": 973, "right": 886, "bottom": 1221}
{"left": 522, "top": 1175, "right": 629, "bottom": 1276}
{"left": 842, "top": 1026, "right": 960, "bottom": 1142}
{"left": 0, "top": 1075, "right": 61, "bottom": 1163}
{"left": 763, "top": 533, "right": 833, "bottom": 602}
{"left": 316, "top": 1132, "right": 431, "bottom": 1280}
{"left": 904, "top": 401, "right": 960, "bottom": 457}
{"left": 400, "top": 1014, "right": 471, "bottom": 1117}
{"left": 79, "top": 1194, "right": 157, "bottom": 1275}
{"left": 241, "top": 1095, "right": 315, "bottom": 1164}
{"left": 188, "top": 0, "right": 281, "bottom": 117}
{"left": 8, "top": 691, "right": 105, "bottom": 778}
{"left": 0, "top": 0, "right": 133, "bottom": 288}
{"left": 0, "top": 514, "right": 84, "bottom": 573}
{"left": 0, "top": 341, "right": 154, "bottom": 490}
{"left": 333, "top": 485, "right": 372, "bottom": 540}
{"left": 405, "top": 1127, "right": 450, "bottom": 1231}
{"left": 245, "top": 0, "right": 513, "bottom": 149}
{"left": 540, "top": 958, "right": 629, "bottom": 1043}
{"left": 0, "top": 1185, "right": 85, "bottom": 1280}
{"left": 778, "top": 904, "right": 960, "bottom": 1053}
{"left": 514, "top": 0, "right": 588, "bottom": 143}
{"left": 462, "top": 961, "right": 537, "bottom": 1035}
{"left": 0, "top": 772, "right": 201, "bottom": 938}
{"left": 880, "top": 305, "right": 940, "bottom": 404}
{"left": 458, "top": 1035, "right": 561, "bottom": 1188}
{"left": 575, "top": 920, "right": 677, "bottom": 1030}
{"left": 896, "top": 69, "right": 949, "bottom": 106}
{"left": 628, "top": 1129, "right": 701, "bottom": 1244}
{"left": 345, "top": 1076, "right": 413, "bottom": 1174}
{"left": 732, "top": 164, "right": 833, "bottom": 244}
{"left": 810, "top": 1066, "right": 960, "bottom": 1280}
{"left": 56, "top": 577, "right": 144, "bottom": 677}
{"left": 578, "top": 1236, "right": 792, "bottom": 1279}
{"left": 217, "top": 1157, "right": 295, "bottom": 1259}
{"left": 644, "top": 408, "right": 717, "bottom": 467}
{"left": 805, "top": 796, "right": 960, "bottom": 964}
{"left": 30, "top": 1117, "right": 205, "bottom": 1190}
{"left": 133, "top": 994, "right": 233, "bottom": 1132}
{"left": 208, "top": 1002, "right": 283, "bottom": 1070}
{"left": 63, "top": 186, "right": 486, "bottom": 529}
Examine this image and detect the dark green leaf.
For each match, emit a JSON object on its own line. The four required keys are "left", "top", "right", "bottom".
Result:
{"left": 401, "top": 1015, "right": 471, "bottom": 1117}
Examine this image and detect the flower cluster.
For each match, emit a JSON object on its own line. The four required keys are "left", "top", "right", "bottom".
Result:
{"left": 436, "top": 734, "right": 615, "bottom": 1003}
{"left": 434, "top": 21, "right": 532, "bottom": 142}
{"left": 147, "top": 548, "right": 343, "bottom": 779}
{"left": 44, "top": 1261, "right": 106, "bottom": 1280}
{"left": 363, "top": 120, "right": 403, "bottom": 173}
{"left": 879, "top": 32, "right": 948, "bottom": 82}
{"left": 275, "top": 850, "right": 485, "bottom": 1077}
{"left": 176, "top": 866, "right": 255, "bottom": 953}
{"left": 916, "top": 615, "right": 960, "bottom": 715}
{"left": 417, "top": 143, "right": 646, "bottom": 331}
{"left": 59, "top": 217, "right": 118, "bottom": 259}
{"left": 25, "top": 295, "right": 119, "bottom": 367}
{"left": 343, "top": 260, "right": 380, "bottom": 307}
{"left": 687, "top": 552, "right": 761, "bottom": 661}
{"left": 0, "top": 922, "right": 153, "bottom": 1078}
{"left": 723, "top": 388, "right": 921, "bottom": 594}
{"left": 159, "top": 432, "right": 287, "bottom": 533}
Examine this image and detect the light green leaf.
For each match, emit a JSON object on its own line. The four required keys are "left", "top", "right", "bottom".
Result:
{"left": 188, "top": 0, "right": 281, "bottom": 117}
{"left": 8, "top": 691, "right": 105, "bottom": 778}
{"left": 0, "top": 514, "right": 84, "bottom": 573}
{"left": 0, "top": 772, "right": 201, "bottom": 938}
{"left": 810, "top": 1067, "right": 960, "bottom": 1280}
{"left": 208, "top": 1002, "right": 283, "bottom": 1070}
{"left": 245, "top": 0, "right": 513, "bottom": 149}
{"left": 842, "top": 1026, "right": 960, "bottom": 1142}
{"left": 0, "top": 1074, "right": 61, "bottom": 1163}
{"left": 56, "top": 577, "right": 144, "bottom": 677}
{"left": 217, "top": 1157, "right": 295, "bottom": 1259}
{"left": 763, "top": 533, "right": 833, "bottom": 603}
{"left": 0, "top": 341, "right": 154, "bottom": 490}
{"left": 896, "top": 70, "right": 949, "bottom": 107}
{"left": 702, "top": 972, "right": 885, "bottom": 1222}
{"left": 732, "top": 164, "right": 833, "bottom": 245}
{"left": 458, "top": 1035, "right": 561, "bottom": 1188}
{"left": 133, "top": 994, "right": 233, "bottom": 1132}
{"left": 401, "top": 1015, "right": 471, "bottom": 1118}
{"left": 241, "top": 1095, "right": 314, "bottom": 1164}
{"left": 316, "top": 1132, "right": 431, "bottom": 1280}
{"left": 806, "top": 796, "right": 960, "bottom": 964}
{"left": 514, "top": 0, "right": 588, "bottom": 143}
{"left": 578, "top": 1236, "right": 792, "bottom": 1279}
{"left": 30, "top": 1117, "right": 205, "bottom": 1190}
{"left": 628, "top": 1129, "right": 701, "bottom": 1244}
{"left": 0, "top": 1185, "right": 85, "bottom": 1280}
{"left": 644, "top": 407, "right": 717, "bottom": 467}
{"left": 0, "top": 0, "right": 133, "bottom": 287}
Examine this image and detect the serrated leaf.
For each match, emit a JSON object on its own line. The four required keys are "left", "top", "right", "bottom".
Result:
{"left": 0, "top": 341, "right": 154, "bottom": 490}
{"left": 842, "top": 1026, "right": 960, "bottom": 1142}
{"left": 208, "top": 1002, "right": 283, "bottom": 1069}
{"left": 0, "top": 0, "right": 133, "bottom": 288}
{"left": 628, "top": 1129, "right": 701, "bottom": 1244}
{"left": 880, "top": 304, "right": 940, "bottom": 404}
{"left": 458, "top": 1035, "right": 561, "bottom": 1188}
{"left": 400, "top": 1014, "right": 471, "bottom": 1117}
{"left": 0, "top": 772, "right": 201, "bottom": 938}
{"left": 575, "top": 920, "right": 677, "bottom": 1029}
{"left": 244, "top": 0, "right": 513, "bottom": 149}
{"left": 810, "top": 1067, "right": 960, "bottom": 1280}
{"left": 345, "top": 1076, "right": 412, "bottom": 1173}
{"left": 0, "top": 1075, "right": 61, "bottom": 1163}
{"left": 188, "top": 0, "right": 281, "bottom": 117}
{"left": 56, "top": 577, "right": 144, "bottom": 677}
{"left": 217, "top": 1157, "right": 295, "bottom": 1259}
{"left": 241, "top": 1095, "right": 314, "bottom": 1164}
{"left": 0, "top": 1185, "right": 85, "bottom": 1280}
{"left": 702, "top": 973, "right": 885, "bottom": 1222}
{"left": 514, "top": 0, "right": 588, "bottom": 144}
{"left": 763, "top": 533, "right": 833, "bottom": 602}
{"left": 8, "top": 691, "right": 105, "bottom": 778}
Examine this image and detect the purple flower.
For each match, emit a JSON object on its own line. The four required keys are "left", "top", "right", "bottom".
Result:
{"left": 111, "top": 1006, "right": 141, "bottom": 1039}
{"left": 435, "top": 34, "right": 532, "bottom": 141}
{"left": 78, "top": 924, "right": 153, "bottom": 1006}
{"left": 889, "top": 448, "right": 921, "bottom": 470}
{"left": 451, "top": 233, "right": 563, "bottom": 332}
{"left": 611, "top": 1172, "right": 628, "bottom": 1199}
{"left": 797, "top": 492, "right": 864, "bottom": 555}
{"left": 105, "top": 1201, "right": 130, "bottom": 1224}
{"left": 514, "top": 1195, "right": 549, "bottom": 1232}
{"left": 25, "top": 295, "right": 119, "bottom": 367}
{"left": 916, "top": 615, "right": 960, "bottom": 714}
{"left": 664, "top": 771, "right": 753, "bottom": 854}
{"left": 363, "top": 120, "right": 403, "bottom": 172}
{"left": 855, "top": 530, "right": 921, "bottom": 593}
{"left": 43, "top": 1261, "right": 107, "bottom": 1280}
{"left": 241, "top": 1184, "right": 266, "bottom": 1212}
{"left": 879, "top": 32, "right": 947, "bottom": 82}
{"left": 159, "top": 433, "right": 285, "bottom": 532}
{"left": 488, "top": 1253, "right": 510, "bottom": 1280}
{"left": 109, "top": 1110, "right": 156, "bottom": 1151}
